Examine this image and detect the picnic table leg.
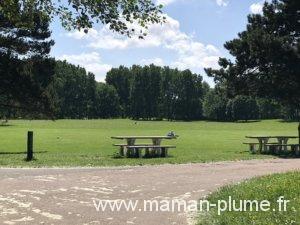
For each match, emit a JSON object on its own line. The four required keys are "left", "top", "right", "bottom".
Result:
{"left": 249, "top": 144, "right": 256, "bottom": 153}
{"left": 295, "top": 145, "right": 300, "bottom": 157}
{"left": 152, "top": 138, "right": 162, "bottom": 157}
{"left": 134, "top": 147, "right": 141, "bottom": 158}
{"left": 139, "top": 148, "right": 143, "bottom": 158}
{"left": 291, "top": 145, "right": 296, "bottom": 155}
{"left": 258, "top": 139, "right": 263, "bottom": 153}
{"left": 119, "top": 146, "right": 125, "bottom": 156}
{"left": 126, "top": 147, "right": 132, "bottom": 158}
{"left": 262, "top": 138, "right": 269, "bottom": 153}
{"left": 258, "top": 138, "right": 268, "bottom": 153}
{"left": 126, "top": 138, "right": 136, "bottom": 158}
{"left": 283, "top": 138, "right": 289, "bottom": 152}
{"left": 277, "top": 138, "right": 283, "bottom": 153}
{"left": 277, "top": 138, "right": 288, "bottom": 153}
{"left": 161, "top": 147, "right": 168, "bottom": 157}
{"left": 145, "top": 147, "right": 150, "bottom": 158}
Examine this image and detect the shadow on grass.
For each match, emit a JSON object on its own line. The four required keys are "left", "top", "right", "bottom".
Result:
{"left": 235, "top": 120, "right": 261, "bottom": 123}
{"left": 0, "top": 151, "right": 47, "bottom": 155}
{"left": 277, "top": 154, "right": 300, "bottom": 159}
{"left": 278, "top": 119, "right": 300, "bottom": 123}
{"left": 238, "top": 150, "right": 251, "bottom": 154}
{"left": 24, "top": 157, "right": 38, "bottom": 162}
{"left": 111, "top": 153, "right": 174, "bottom": 159}
{"left": 131, "top": 118, "right": 264, "bottom": 123}
{"left": 0, "top": 124, "right": 13, "bottom": 127}
{"left": 259, "top": 151, "right": 300, "bottom": 159}
{"left": 200, "top": 120, "right": 261, "bottom": 124}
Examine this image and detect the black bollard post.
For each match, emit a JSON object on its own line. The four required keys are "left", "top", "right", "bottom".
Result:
{"left": 298, "top": 123, "right": 300, "bottom": 145}
{"left": 27, "top": 131, "right": 33, "bottom": 161}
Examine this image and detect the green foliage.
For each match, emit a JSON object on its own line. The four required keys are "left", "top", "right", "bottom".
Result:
{"left": 0, "top": 0, "right": 164, "bottom": 118}
{"left": 171, "top": 69, "right": 203, "bottom": 120}
{"left": 0, "top": 0, "right": 56, "bottom": 116}
{"left": 281, "top": 105, "right": 300, "bottom": 121}
{"left": 256, "top": 98, "right": 282, "bottom": 119}
{"left": 0, "top": 0, "right": 54, "bottom": 57}
{"left": 203, "top": 91, "right": 283, "bottom": 121}
{"left": 198, "top": 172, "right": 300, "bottom": 225}
{"left": 95, "top": 83, "right": 120, "bottom": 118}
{"left": 129, "top": 65, "right": 149, "bottom": 119}
{"left": 227, "top": 96, "right": 259, "bottom": 121}
{"left": 106, "top": 66, "right": 132, "bottom": 116}
{"left": 206, "top": 0, "right": 300, "bottom": 109}
{"left": 202, "top": 81, "right": 211, "bottom": 97}
{"left": 54, "top": 60, "right": 121, "bottom": 119}
{"left": 108, "top": 65, "right": 204, "bottom": 121}
{"left": 203, "top": 89, "right": 228, "bottom": 121}
{"left": 0, "top": 0, "right": 165, "bottom": 37}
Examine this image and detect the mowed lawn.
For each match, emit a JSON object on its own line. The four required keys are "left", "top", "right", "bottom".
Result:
{"left": 0, "top": 119, "right": 298, "bottom": 167}
{"left": 198, "top": 172, "right": 300, "bottom": 225}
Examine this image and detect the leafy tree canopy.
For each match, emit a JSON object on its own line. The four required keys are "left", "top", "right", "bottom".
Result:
{"left": 206, "top": 0, "right": 300, "bottom": 107}
{"left": 0, "top": 0, "right": 56, "bottom": 116}
{"left": 1, "top": 0, "right": 165, "bottom": 38}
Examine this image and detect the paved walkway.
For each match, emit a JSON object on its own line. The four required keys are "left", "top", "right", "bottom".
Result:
{"left": 0, "top": 159, "right": 300, "bottom": 225}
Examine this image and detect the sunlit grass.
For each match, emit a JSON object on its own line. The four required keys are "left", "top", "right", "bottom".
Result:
{"left": 197, "top": 172, "right": 300, "bottom": 225}
{"left": 0, "top": 119, "right": 298, "bottom": 167}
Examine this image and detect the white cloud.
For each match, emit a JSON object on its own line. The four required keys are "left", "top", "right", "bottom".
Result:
{"left": 250, "top": 2, "right": 264, "bottom": 14}
{"left": 156, "top": 0, "right": 229, "bottom": 6}
{"left": 57, "top": 52, "right": 112, "bottom": 82}
{"left": 156, "top": 0, "right": 178, "bottom": 6}
{"left": 140, "top": 58, "right": 165, "bottom": 66}
{"left": 66, "top": 14, "right": 221, "bottom": 72}
{"left": 216, "top": 0, "right": 228, "bottom": 7}
{"left": 65, "top": 28, "right": 98, "bottom": 40}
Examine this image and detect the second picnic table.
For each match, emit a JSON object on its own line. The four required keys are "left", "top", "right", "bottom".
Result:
{"left": 245, "top": 135, "right": 298, "bottom": 153}
{"left": 111, "top": 136, "right": 177, "bottom": 158}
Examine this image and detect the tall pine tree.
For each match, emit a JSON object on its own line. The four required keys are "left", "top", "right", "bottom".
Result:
{"left": 0, "top": 0, "right": 55, "bottom": 116}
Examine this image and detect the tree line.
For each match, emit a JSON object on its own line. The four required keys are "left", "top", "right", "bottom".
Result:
{"left": 106, "top": 65, "right": 204, "bottom": 120}
{"left": 203, "top": 87, "right": 298, "bottom": 121}
{"left": 2, "top": 60, "right": 298, "bottom": 121}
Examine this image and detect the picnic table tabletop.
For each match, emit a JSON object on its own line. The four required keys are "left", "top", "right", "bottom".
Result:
{"left": 246, "top": 135, "right": 298, "bottom": 139}
{"left": 111, "top": 136, "right": 177, "bottom": 139}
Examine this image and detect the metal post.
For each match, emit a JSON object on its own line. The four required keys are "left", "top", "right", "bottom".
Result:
{"left": 27, "top": 131, "right": 33, "bottom": 161}
{"left": 298, "top": 123, "right": 300, "bottom": 145}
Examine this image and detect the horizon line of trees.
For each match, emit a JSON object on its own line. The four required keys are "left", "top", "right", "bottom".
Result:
{"left": 1, "top": 60, "right": 299, "bottom": 121}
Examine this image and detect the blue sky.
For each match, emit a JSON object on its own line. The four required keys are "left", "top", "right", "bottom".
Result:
{"left": 50, "top": 0, "right": 265, "bottom": 85}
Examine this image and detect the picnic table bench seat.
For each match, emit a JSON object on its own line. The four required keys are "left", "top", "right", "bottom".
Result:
{"left": 265, "top": 144, "right": 300, "bottom": 155}
{"left": 243, "top": 142, "right": 278, "bottom": 153}
{"left": 117, "top": 145, "right": 176, "bottom": 158}
{"left": 113, "top": 143, "right": 158, "bottom": 147}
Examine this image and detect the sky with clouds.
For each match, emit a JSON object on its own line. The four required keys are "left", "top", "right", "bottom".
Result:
{"left": 50, "top": 0, "right": 266, "bottom": 85}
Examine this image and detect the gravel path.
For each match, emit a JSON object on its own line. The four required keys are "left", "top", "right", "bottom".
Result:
{"left": 0, "top": 158, "right": 300, "bottom": 225}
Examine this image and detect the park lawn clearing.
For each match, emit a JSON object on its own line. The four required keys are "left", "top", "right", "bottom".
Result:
{"left": 0, "top": 119, "right": 298, "bottom": 167}
{"left": 197, "top": 171, "right": 300, "bottom": 225}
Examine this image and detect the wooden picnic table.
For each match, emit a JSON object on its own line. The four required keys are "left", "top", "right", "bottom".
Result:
{"left": 111, "top": 136, "right": 177, "bottom": 158}
{"left": 245, "top": 136, "right": 298, "bottom": 153}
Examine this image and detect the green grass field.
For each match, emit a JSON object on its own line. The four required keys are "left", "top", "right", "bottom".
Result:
{"left": 0, "top": 119, "right": 298, "bottom": 167}
{"left": 197, "top": 172, "right": 300, "bottom": 225}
